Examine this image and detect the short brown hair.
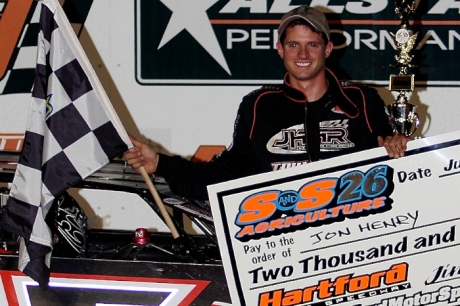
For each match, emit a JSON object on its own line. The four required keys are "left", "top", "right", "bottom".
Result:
{"left": 279, "top": 19, "right": 329, "bottom": 45}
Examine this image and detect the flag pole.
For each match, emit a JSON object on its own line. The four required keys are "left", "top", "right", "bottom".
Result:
{"left": 139, "top": 166, "right": 180, "bottom": 239}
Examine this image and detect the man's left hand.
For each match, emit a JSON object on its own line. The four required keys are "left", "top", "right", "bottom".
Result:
{"left": 378, "top": 135, "right": 412, "bottom": 158}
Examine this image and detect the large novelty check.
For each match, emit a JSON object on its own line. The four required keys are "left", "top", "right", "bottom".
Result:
{"left": 208, "top": 130, "right": 460, "bottom": 306}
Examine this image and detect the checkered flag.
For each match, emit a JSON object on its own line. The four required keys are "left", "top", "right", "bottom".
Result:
{"left": 0, "top": 0, "right": 131, "bottom": 287}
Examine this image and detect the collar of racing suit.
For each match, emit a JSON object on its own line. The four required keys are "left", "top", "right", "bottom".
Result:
{"left": 281, "top": 68, "right": 361, "bottom": 118}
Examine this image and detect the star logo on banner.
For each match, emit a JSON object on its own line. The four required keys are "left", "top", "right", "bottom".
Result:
{"left": 158, "top": 0, "right": 231, "bottom": 75}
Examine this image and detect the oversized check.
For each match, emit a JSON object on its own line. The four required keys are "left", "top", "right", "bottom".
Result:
{"left": 208, "top": 130, "right": 460, "bottom": 306}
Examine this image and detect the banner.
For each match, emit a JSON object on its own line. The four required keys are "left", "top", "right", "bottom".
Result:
{"left": 208, "top": 130, "right": 460, "bottom": 306}
{"left": 136, "top": 0, "right": 460, "bottom": 86}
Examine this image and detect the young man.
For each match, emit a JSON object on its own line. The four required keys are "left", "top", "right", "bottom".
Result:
{"left": 124, "top": 5, "right": 410, "bottom": 201}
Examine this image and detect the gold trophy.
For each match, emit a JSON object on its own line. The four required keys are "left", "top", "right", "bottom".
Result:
{"left": 388, "top": 0, "right": 420, "bottom": 136}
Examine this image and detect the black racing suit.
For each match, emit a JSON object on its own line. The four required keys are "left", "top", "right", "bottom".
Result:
{"left": 156, "top": 68, "right": 394, "bottom": 200}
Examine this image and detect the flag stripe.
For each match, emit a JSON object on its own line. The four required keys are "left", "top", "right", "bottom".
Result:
{"left": 41, "top": 5, "right": 56, "bottom": 42}
{"left": 0, "top": 197, "right": 39, "bottom": 239}
{"left": 18, "top": 131, "right": 44, "bottom": 170}
{"left": 32, "top": 63, "right": 47, "bottom": 99}
{"left": 55, "top": 59, "right": 93, "bottom": 101}
{"left": 47, "top": 103, "right": 92, "bottom": 149}
{"left": 95, "top": 121, "right": 131, "bottom": 158}
{"left": 22, "top": 238, "right": 51, "bottom": 286}
{"left": 42, "top": 151, "right": 81, "bottom": 196}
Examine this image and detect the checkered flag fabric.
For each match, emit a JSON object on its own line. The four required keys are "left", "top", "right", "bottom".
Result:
{"left": 0, "top": 0, "right": 131, "bottom": 287}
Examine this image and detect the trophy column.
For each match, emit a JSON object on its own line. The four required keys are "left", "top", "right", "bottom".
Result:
{"left": 388, "top": 0, "right": 420, "bottom": 136}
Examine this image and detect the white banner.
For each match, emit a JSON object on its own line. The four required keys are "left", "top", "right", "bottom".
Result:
{"left": 208, "top": 130, "right": 460, "bottom": 306}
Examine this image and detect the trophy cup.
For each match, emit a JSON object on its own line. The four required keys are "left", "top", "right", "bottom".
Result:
{"left": 388, "top": 0, "right": 420, "bottom": 136}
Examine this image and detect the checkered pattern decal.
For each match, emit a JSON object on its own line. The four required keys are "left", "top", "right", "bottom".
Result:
{"left": 0, "top": 0, "right": 92, "bottom": 94}
{"left": 0, "top": 0, "right": 130, "bottom": 287}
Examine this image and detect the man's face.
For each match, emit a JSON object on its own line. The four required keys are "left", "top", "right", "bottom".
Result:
{"left": 276, "top": 24, "right": 333, "bottom": 88}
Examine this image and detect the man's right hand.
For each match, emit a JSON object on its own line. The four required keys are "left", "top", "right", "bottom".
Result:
{"left": 123, "top": 136, "right": 159, "bottom": 174}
